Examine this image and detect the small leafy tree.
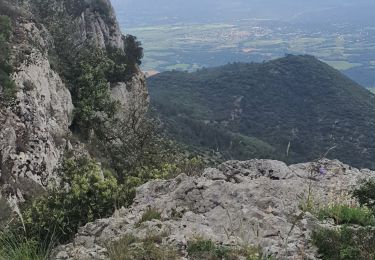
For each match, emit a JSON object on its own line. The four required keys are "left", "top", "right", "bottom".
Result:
{"left": 69, "top": 47, "right": 119, "bottom": 137}
{"left": 106, "top": 35, "right": 143, "bottom": 82}
{"left": 90, "top": 101, "right": 206, "bottom": 205}
{"left": 123, "top": 35, "right": 143, "bottom": 66}
{"left": 97, "top": 113, "right": 176, "bottom": 181}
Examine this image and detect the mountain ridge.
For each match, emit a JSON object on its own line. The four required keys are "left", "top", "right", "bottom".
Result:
{"left": 149, "top": 55, "right": 375, "bottom": 168}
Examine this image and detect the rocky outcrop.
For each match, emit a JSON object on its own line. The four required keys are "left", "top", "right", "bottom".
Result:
{"left": 0, "top": 19, "right": 74, "bottom": 206}
{"left": 110, "top": 72, "right": 149, "bottom": 118}
{"left": 77, "top": 0, "right": 124, "bottom": 49}
{"left": 54, "top": 159, "right": 375, "bottom": 260}
{"left": 0, "top": 0, "right": 148, "bottom": 220}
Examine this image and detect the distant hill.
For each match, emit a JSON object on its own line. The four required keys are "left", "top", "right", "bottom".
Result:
{"left": 149, "top": 55, "right": 375, "bottom": 168}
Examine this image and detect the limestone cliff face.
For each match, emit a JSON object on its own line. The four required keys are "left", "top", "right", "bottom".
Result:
{"left": 0, "top": 18, "right": 74, "bottom": 206}
{"left": 0, "top": 0, "right": 148, "bottom": 212}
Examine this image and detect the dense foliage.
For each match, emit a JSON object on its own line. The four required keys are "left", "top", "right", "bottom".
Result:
{"left": 123, "top": 35, "right": 143, "bottom": 66}
{"left": 64, "top": 40, "right": 143, "bottom": 137}
{"left": 0, "top": 15, "right": 16, "bottom": 106}
{"left": 68, "top": 47, "right": 119, "bottom": 137}
{"left": 312, "top": 226, "right": 375, "bottom": 260}
{"left": 353, "top": 179, "right": 375, "bottom": 214}
{"left": 67, "top": 42, "right": 143, "bottom": 136}
{"left": 149, "top": 55, "right": 375, "bottom": 169}
{"left": 22, "top": 157, "right": 123, "bottom": 243}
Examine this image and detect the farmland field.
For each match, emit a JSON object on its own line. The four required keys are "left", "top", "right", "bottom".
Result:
{"left": 113, "top": 1, "right": 375, "bottom": 88}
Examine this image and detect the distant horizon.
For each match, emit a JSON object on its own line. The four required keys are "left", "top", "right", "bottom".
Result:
{"left": 111, "top": 0, "right": 375, "bottom": 88}
{"left": 111, "top": 0, "right": 375, "bottom": 28}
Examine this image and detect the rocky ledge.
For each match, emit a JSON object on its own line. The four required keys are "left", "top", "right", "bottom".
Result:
{"left": 53, "top": 159, "right": 374, "bottom": 259}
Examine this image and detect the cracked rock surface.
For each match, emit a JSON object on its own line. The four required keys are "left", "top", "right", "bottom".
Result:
{"left": 54, "top": 159, "right": 374, "bottom": 259}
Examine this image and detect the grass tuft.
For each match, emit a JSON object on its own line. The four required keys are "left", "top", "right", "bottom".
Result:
{"left": 136, "top": 208, "right": 162, "bottom": 227}
{"left": 107, "top": 234, "right": 179, "bottom": 260}
{"left": 0, "top": 230, "right": 53, "bottom": 260}
{"left": 187, "top": 237, "right": 264, "bottom": 260}
{"left": 317, "top": 204, "right": 375, "bottom": 226}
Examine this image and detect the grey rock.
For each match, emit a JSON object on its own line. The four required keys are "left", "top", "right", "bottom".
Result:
{"left": 53, "top": 159, "right": 375, "bottom": 259}
{"left": 203, "top": 167, "right": 228, "bottom": 180}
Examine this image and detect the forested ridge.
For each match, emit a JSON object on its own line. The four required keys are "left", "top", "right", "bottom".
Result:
{"left": 149, "top": 55, "right": 375, "bottom": 168}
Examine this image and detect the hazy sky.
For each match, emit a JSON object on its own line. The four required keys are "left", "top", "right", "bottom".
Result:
{"left": 111, "top": 0, "right": 375, "bottom": 27}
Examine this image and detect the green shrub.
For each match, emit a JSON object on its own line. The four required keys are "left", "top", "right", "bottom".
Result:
{"left": 107, "top": 234, "right": 179, "bottom": 260}
{"left": 22, "top": 157, "right": 125, "bottom": 243}
{"left": 106, "top": 47, "right": 129, "bottom": 82}
{"left": 114, "top": 157, "right": 206, "bottom": 207}
{"left": 167, "top": 156, "right": 206, "bottom": 178}
{"left": 114, "top": 165, "right": 175, "bottom": 208}
{"left": 317, "top": 204, "right": 375, "bottom": 226}
{"left": 136, "top": 208, "right": 161, "bottom": 227}
{"left": 353, "top": 179, "right": 375, "bottom": 215}
{"left": 187, "top": 238, "right": 230, "bottom": 259}
{"left": 312, "top": 226, "right": 375, "bottom": 260}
